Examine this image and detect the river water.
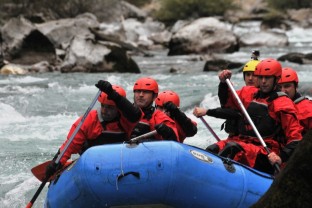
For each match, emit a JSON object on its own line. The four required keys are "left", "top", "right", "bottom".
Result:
{"left": 1, "top": 24, "right": 312, "bottom": 207}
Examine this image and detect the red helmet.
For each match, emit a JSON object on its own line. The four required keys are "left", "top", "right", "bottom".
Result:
{"left": 278, "top": 67, "right": 299, "bottom": 84}
{"left": 254, "top": 58, "right": 282, "bottom": 78}
{"left": 133, "top": 77, "right": 158, "bottom": 93}
{"left": 98, "top": 85, "right": 126, "bottom": 106}
{"left": 155, "top": 90, "right": 180, "bottom": 107}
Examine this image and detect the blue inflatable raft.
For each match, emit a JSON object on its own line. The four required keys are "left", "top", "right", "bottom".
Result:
{"left": 44, "top": 141, "right": 273, "bottom": 208}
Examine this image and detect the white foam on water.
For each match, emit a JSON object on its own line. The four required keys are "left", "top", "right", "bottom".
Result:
{"left": 0, "top": 105, "right": 77, "bottom": 142}
{"left": 0, "top": 103, "right": 26, "bottom": 124}
{"left": 0, "top": 175, "right": 43, "bottom": 208}
{"left": 0, "top": 76, "right": 47, "bottom": 85}
{"left": 286, "top": 27, "right": 312, "bottom": 43}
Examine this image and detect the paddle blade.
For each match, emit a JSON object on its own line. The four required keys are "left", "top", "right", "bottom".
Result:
{"left": 31, "top": 160, "right": 52, "bottom": 182}
{"left": 31, "top": 160, "right": 74, "bottom": 182}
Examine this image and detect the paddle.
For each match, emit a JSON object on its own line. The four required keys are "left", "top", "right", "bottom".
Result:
{"left": 31, "top": 160, "right": 74, "bottom": 182}
{"left": 199, "top": 117, "right": 221, "bottom": 141}
{"left": 31, "top": 130, "right": 158, "bottom": 182}
{"left": 31, "top": 160, "right": 52, "bottom": 182}
{"left": 129, "top": 130, "right": 157, "bottom": 144}
{"left": 25, "top": 90, "right": 101, "bottom": 208}
{"left": 225, "top": 79, "right": 280, "bottom": 173}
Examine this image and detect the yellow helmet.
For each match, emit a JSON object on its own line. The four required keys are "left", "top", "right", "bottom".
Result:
{"left": 243, "top": 60, "right": 260, "bottom": 72}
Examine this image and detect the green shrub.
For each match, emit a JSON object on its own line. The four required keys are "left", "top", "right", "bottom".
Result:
{"left": 154, "top": 0, "right": 234, "bottom": 25}
{"left": 125, "top": 0, "right": 153, "bottom": 7}
{"left": 266, "top": 0, "right": 312, "bottom": 10}
{"left": 0, "top": 0, "right": 118, "bottom": 19}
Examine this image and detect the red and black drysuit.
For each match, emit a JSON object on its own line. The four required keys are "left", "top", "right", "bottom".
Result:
{"left": 209, "top": 83, "right": 303, "bottom": 174}
{"left": 293, "top": 92, "right": 312, "bottom": 135}
{"left": 59, "top": 94, "right": 142, "bottom": 165}
{"left": 163, "top": 102, "right": 197, "bottom": 142}
{"left": 131, "top": 106, "right": 180, "bottom": 142}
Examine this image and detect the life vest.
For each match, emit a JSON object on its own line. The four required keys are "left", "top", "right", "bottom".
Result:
{"left": 238, "top": 92, "right": 287, "bottom": 138}
{"left": 294, "top": 96, "right": 312, "bottom": 134}
{"left": 221, "top": 119, "right": 239, "bottom": 136}
{"left": 80, "top": 108, "right": 127, "bottom": 153}
{"left": 294, "top": 96, "right": 306, "bottom": 104}
{"left": 130, "top": 106, "right": 179, "bottom": 141}
{"left": 131, "top": 106, "right": 156, "bottom": 139}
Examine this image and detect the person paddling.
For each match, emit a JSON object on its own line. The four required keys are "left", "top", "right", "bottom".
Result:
{"left": 278, "top": 67, "right": 312, "bottom": 135}
{"left": 204, "top": 58, "right": 303, "bottom": 174}
{"left": 193, "top": 55, "right": 260, "bottom": 137}
{"left": 45, "top": 80, "right": 142, "bottom": 177}
{"left": 155, "top": 90, "right": 197, "bottom": 142}
{"left": 130, "top": 77, "right": 179, "bottom": 141}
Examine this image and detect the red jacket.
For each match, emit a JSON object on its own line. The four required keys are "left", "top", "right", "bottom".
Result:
{"left": 294, "top": 97, "right": 312, "bottom": 134}
{"left": 59, "top": 109, "right": 139, "bottom": 165}
{"left": 176, "top": 120, "right": 197, "bottom": 142}
{"left": 136, "top": 109, "right": 179, "bottom": 141}
{"left": 219, "top": 86, "right": 302, "bottom": 168}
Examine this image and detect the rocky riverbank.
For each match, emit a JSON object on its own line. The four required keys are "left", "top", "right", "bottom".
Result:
{"left": 1, "top": 0, "right": 312, "bottom": 75}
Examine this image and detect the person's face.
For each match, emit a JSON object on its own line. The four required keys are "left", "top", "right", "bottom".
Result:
{"left": 133, "top": 90, "right": 155, "bottom": 108}
{"left": 257, "top": 76, "right": 276, "bottom": 93}
{"left": 244, "top": 71, "right": 259, "bottom": 87}
{"left": 100, "top": 104, "right": 118, "bottom": 121}
{"left": 278, "top": 82, "right": 296, "bottom": 100}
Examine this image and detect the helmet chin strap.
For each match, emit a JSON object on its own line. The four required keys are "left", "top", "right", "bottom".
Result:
{"left": 272, "top": 77, "right": 280, "bottom": 91}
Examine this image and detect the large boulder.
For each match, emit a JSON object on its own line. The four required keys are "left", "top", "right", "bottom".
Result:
{"left": 287, "top": 8, "right": 312, "bottom": 28}
{"left": 60, "top": 36, "right": 140, "bottom": 73}
{"left": 1, "top": 16, "right": 57, "bottom": 65}
{"left": 278, "top": 52, "right": 312, "bottom": 65}
{"left": 121, "top": 17, "right": 170, "bottom": 49}
{"left": 203, "top": 59, "right": 243, "bottom": 72}
{"left": 168, "top": 17, "right": 239, "bottom": 55}
{"left": 1, "top": 14, "right": 141, "bottom": 73}
{"left": 120, "top": 0, "right": 147, "bottom": 21}
{"left": 36, "top": 13, "right": 99, "bottom": 50}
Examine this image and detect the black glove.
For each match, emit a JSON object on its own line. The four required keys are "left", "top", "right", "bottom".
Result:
{"left": 45, "top": 161, "right": 62, "bottom": 178}
{"left": 95, "top": 80, "right": 114, "bottom": 95}
{"left": 155, "top": 123, "right": 177, "bottom": 140}
{"left": 163, "top": 102, "right": 179, "bottom": 118}
{"left": 205, "top": 144, "right": 220, "bottom": 153}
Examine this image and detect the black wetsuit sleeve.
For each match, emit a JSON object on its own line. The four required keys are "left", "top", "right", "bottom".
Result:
{"left": 218, "top": 82, "right": 229, "bottom": 108}
{"left": 279, "top": 140, "right": 300, "bottom": 163}
{"left": 171, "top": 110, "right": 197, "bottom": 137}
{"left": 155, "top": 123, "right": 177, "bottom": 141}
{"left": 206, "top": 107, "right": 241, "bottom": 120}
{"left": 108, "top": 91, "right": 142, "bottom": 122}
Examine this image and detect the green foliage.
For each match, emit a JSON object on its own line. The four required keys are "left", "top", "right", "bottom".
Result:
{"left": 266, "top": 0, "right": 312, "bottom": 10}
{"left": 41, "top": 0, "right": 95, "bottom": 18}
{"left": 0, "top": 0, "right": 117, "bottom": 20}
{"left": 154, "top": 0, "right": 234, "bottom": 25}
{"left": 263, "top": 9, "right": 285, "bottom": 21}
{"left": 125, "top": 0, "right": 153, "bottom": 7}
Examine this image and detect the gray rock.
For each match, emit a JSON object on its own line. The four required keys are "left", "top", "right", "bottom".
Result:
{"left": 168, "top": 17, "right": 239, "bottom": 55}
{"left": 60, "top": 36, "right": 140, "bottom": 73}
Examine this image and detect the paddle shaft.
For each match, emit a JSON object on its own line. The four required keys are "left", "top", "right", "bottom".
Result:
{"left": 55, "top": 90, "right": 101, "bottom": 164}
{"left": 225, "top": 79, "right": 280, "bottom": 172}
{"left": 199, "top": 117, "right": 221, "bottom": 141}
{"left": 129, "top": 130, "right": 157, "bottom": 143}
{"left": 26, "top": 90, "right": 101, "bottom": 208}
